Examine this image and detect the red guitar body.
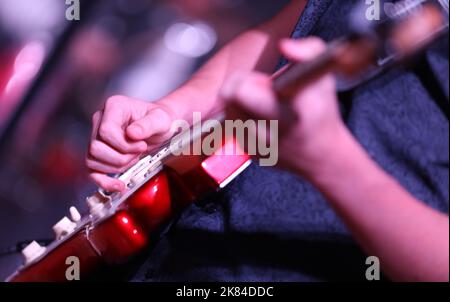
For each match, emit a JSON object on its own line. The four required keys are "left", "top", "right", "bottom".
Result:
{"left": 7, "top": 138, "right": 251, "bottom": 282}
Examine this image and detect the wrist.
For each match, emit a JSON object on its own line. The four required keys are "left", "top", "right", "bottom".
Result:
{"left": 157, "top": 89, "right": 191, "bottom": 122}
{"left": 301, "top": 126, "right": 378, "bottom": 188}
{"left": 159, "top": 81, "right": 216, "bottom": 124}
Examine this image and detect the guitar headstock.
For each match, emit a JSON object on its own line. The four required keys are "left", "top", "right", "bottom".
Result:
{"left": 345, "top": 0, "right": 448, "bottom": 73}
{"left": 388, "top": 2, "right": 448, "bottom": 57}
{"left": 274, "top": 0, "right": 449, "bottom": 98}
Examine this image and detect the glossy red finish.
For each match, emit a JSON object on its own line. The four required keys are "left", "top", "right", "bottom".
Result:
{"left": 11, "top": 211, "right": 148, "bottom": 281}
{"left": 8, "top": 138, "right": 251, "bottom": 281}
{"left": 89, "top": 211, "right": 148, "bottom": 264}
{"left": 201, "top": 138, "right": 251, "bottom": 186}
{"left": 10, "top": 231, "right": 102, "bottom": 282}
{"left": 127, "top": 171, "right": 173, "bottom": 232}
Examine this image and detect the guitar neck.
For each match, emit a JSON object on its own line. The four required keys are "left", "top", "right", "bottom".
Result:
{"left": 273, "top": 0, "right": 448, "bottom": 100}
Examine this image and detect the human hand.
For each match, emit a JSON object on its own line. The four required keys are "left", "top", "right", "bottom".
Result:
{"left": 221, "top": 37, "right": 348, "bottom": 177}
{"left": 87, "top": 96, "right": 176, "bottom": 191}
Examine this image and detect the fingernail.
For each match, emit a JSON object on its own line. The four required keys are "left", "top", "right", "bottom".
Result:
{"left": 113, "top": 183, "right": 123, "bottom": 191}
{"left": 139, "top": 142, "right": 148, "bottom": 151}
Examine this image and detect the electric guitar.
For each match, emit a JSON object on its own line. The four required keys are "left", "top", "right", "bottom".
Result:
{"left": 6, "top": 0, "right": 448, "bottom": 282}
{"left": 7, "top": 119, "right": 252, "bottom": 282}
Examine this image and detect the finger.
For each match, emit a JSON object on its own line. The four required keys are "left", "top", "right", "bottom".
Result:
{"left": 86, "top": 157, "right": 140, "bottom": 175}
{"left": 279, "top": 37, "right": 327, "bottom": 62}
{"left": 221, "top": 71, "right": 280, "bottom": 121}
{"left": 100, "top": 100, "right": 148, "bottom": 153}
{"left": 280, "top": 38, "right": 336, "bottom": 98}
{"left": 89, "top": 139, "right": 141, "bottom": 167}
{"left": 89, "top": 171, "right": 125, "bottom": 192}
{"left": 225, "top": 100, "right": 280, "bottom": 159}
{"left": 126, "top": 107, "right": 172, "bottom": 141}
{"left": 98, "top": 120, "right": 148, "bottom": 154}
{"left": 91, "top": 110, "right": 103, "bottom": 140}
{"left": 145, "top": 133, "right": 176, "bottom": 153}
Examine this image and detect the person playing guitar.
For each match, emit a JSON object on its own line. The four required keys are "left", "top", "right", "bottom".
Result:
{"left": 86, "top": 0, "right": 449, "bottom": 281}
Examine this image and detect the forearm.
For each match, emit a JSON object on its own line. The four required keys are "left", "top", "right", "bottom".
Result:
{"left": 161, "top": 0, "right": 307, "bottom": 122}
{"left": 160, "top": 30, "right": 280, "bottom": 122}
{"left": 308, "top": 127, "right": 449, "bottom": 281}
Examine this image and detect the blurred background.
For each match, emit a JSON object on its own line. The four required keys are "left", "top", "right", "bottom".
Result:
{"left": 0, "top": 0, "right": 290, "bottom": 280}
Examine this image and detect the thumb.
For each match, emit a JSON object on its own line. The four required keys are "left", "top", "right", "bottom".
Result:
{"left": 126, "top": 107, "right": 172, "bottom": 141}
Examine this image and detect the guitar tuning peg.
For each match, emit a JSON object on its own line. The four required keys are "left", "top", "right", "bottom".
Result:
{"left": 21, "top": 241, "right": 46, "bottom": 264}
{"left": 86, "top": 194, "right": 106, "bottom": 216}
{"left": 69, "top": 206, "right": 81, "bottom": 222}
{"left": 52, "top": 216, "right": 76, "bottom": 240}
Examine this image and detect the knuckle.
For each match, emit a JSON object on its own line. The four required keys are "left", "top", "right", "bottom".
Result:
{"left": 91, "top": 111, "right": 101, "bottom": 123}
{"left": 105, "top": 95, "right": 124, "bottom": 108}
{"left": 116, "top": 166, "right": 128, "bottom": 174}
{"left": 117, "top": 142, "right": 132, "bottom": 152}
{"left": 89, "top": 141, "right": 102, "bottom": 156}
{"left": 110, "top": 166, "right": 122, "bottom": 174}
{"left": 234, "top": 83, "right": 247, "bottom": 101}
{"left": 148, "top": 107, "right": 164, "bottom": 120}
{"left": 116, "top": 156, "right": 131, "bottom": 166}
{"left": 98, "top": 124, "right": 112, "bottom": 140}
{"left": 150, "top": 108, "right": 171, "bottom": 131}
{"left": 86, "top": 158, "right": 94, "bottom": 168}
